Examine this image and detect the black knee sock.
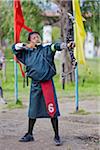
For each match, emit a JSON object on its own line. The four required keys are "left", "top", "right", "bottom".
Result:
{"left": 28, "top": 118, "right": 36, "bottom": 135}
{"left": 51, "top": 117, "right": 59, "bottom": 139}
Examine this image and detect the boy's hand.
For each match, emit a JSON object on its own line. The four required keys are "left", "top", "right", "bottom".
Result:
{"left": 60, "top": 42, "right": 67, "bottom": 49}
{"left": 60, "top": 41, "right": 75, "bottom": 50}
{"left": 67, "top": 41, "right": 75, "bottom": 49}
{"left": 15, "top": 43, "right": 26, "bottom": 50}
{"left": 26, "top": 44, "right": 32, "bottom": 48}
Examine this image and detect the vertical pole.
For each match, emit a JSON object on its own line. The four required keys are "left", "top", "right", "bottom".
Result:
{"left": 14, "top": 0, "right": 18, "bottom": 103}
{"left": 75, "top": 65, "right": 79, "bottom": 111}
{"left": 72, "top": 0, "right": 79, "bottom": 111}
{"left": 14, "top": 59, "right": 18, "bottom": 103}
{"left": 62, "top": 63, "right": 65, "bottom": 90}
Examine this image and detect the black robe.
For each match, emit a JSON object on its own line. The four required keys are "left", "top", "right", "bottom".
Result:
{"left": 12, "top": 43, "right": 61, "bottom": 118}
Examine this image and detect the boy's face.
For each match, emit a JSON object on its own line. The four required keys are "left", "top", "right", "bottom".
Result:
{"left": 30, "top": 33, "right": 41, "bottom": 45}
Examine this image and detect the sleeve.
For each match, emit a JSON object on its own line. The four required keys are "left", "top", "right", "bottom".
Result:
{"left": 51, "top": 42, "right": 62, "bottom": 52}
{"left": 12, "top": 44, "right": 27, "bottom": 65}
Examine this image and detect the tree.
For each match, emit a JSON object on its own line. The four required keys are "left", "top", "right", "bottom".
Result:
{"left": 81, "top": 0, "right": 100, "bottom": 46}
{"left": 52, "top": 0, "right": 75, "bottom": 84}
{"left": 60, "top": 0, "right": 75, "bottom": 84}
{"left": 0, "top": 0, "right": 43, "bottom": 45}
{"left": 0, "top": 1, "right": 13, "bottom": 45}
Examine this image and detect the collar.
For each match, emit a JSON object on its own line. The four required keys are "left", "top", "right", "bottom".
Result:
{"left": 35, "top": 44, "right": 43, "bottom": 49}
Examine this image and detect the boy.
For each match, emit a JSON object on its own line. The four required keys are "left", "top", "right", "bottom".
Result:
{"left": 12, "top": 31, "right": 76, "bottom": 146}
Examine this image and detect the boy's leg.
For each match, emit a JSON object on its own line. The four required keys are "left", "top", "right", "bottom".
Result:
{"left": 51, "top": 117, "right": 59, "bottom": 138}
{"left": 51, "top": 117, "right": 62, "bottom": 146}
{"left": 28, "top": 118, "right": 36, "bottom": 135}
{"left": 19, "top": 118, "right": 36, "bottom": 142}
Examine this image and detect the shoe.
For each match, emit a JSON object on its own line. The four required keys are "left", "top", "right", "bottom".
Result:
{"left": 19, "top": 133, "right": 34, "bottom": 142}
{"left": 0, "top": 97, "right": 7, "bottom": 104}
{"left": 54, "top": 136, "right": 62, "bottom": 146}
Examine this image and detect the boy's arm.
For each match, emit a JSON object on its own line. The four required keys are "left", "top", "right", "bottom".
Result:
{"left": 12, "top": 43, "right": 26, "bottom": 55}
{"left": 12, "top": 43, "right": 28, "bottom": 65}
{"left": 51, "top": 41, "right": 75, "bottom": 52}
{"left": 51, "top": 41, "right": 77, "bottom": 69}
{"left": 51, "top": 42, "right": 61, "bottom": 52}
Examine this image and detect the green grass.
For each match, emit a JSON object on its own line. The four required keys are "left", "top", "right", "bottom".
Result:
{"left": 54, "top": 58, "right": 100, "bottom": 98}
{"left": 95, "top": 112, "right": 100, "bottom": 114}
{"left": 1, "top": 58, "right": 100, "bottom": 106}
{"left": 2, "top": 60, "right": 30, "bottom": 103}
{"left": 71, "top": 109, "right": 91, "bottom": 115}
{"left": 7, "top": 99, "right": 24, "bottom": 109}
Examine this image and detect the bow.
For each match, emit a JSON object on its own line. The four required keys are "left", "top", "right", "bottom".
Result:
{"left": 61, "top": 2, "right": 77, "bottom": 89}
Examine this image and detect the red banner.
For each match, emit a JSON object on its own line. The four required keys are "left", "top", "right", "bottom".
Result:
{"left": 14, "top": 0, "right": 32, "bottom": 77}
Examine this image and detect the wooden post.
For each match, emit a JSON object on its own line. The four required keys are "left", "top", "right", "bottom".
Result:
{"left": 62, "top": 63, "right": 65, "bottom": 89}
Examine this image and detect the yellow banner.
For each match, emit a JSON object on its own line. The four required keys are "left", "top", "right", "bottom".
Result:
{"left": 72, "top": 0, "right": 86, "bottom": 64}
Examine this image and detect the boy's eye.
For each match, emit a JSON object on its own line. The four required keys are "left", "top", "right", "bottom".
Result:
{"left": 32, "top": 37, "right": 36, "bottom": 39}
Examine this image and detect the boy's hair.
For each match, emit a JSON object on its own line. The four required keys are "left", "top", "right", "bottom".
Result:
{"left": 28, "top": 31, "right": 40, "bottom": 41}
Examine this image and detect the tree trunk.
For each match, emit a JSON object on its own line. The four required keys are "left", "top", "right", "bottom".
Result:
{"left": 60, "top": 0, "right": 75, "bottom": 86}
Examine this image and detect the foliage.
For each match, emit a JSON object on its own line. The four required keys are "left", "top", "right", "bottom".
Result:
{"left": 0, "top": 1, "right": 13, "bottom": 43}
{"left": 81, "top": 0, "right": 100, "bottom": 46}
{"left": 0, "top": 0, "right": 43, "bottom": 44}
{"left": 52, "top": 26, "right": 60, "bottom": 42}
{"left": 20, "top": 1, "right": 44, "bottom": 42}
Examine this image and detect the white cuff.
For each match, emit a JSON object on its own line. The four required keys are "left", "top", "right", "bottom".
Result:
{"left": 15, "top": 43, "right": 24, "bottom": 50}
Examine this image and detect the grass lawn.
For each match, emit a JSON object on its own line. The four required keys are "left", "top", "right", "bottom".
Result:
{"left": 1, "top": 58, "right": 100, "bottom": 104}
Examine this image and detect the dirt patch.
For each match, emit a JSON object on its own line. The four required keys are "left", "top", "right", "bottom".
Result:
{"left": 75, "top": 134, "right": 100, "bottom": 144}
{"left": 0, "top": 98, "right": 100, "bottom": 150}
